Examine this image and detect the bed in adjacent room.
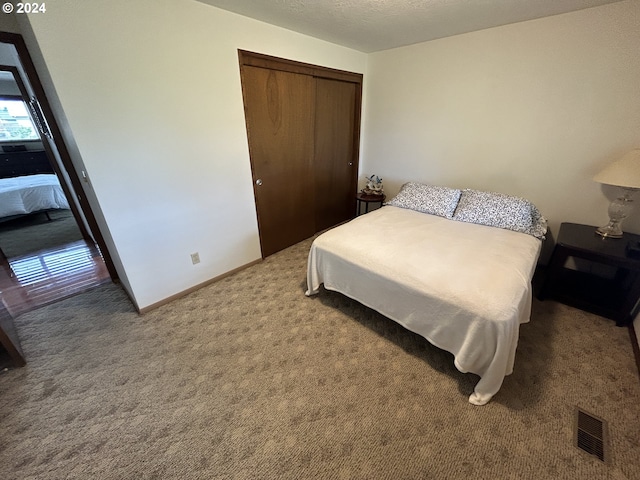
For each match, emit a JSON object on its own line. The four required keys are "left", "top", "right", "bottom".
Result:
{"left": 306, "top": 182, "right": 546, "bottom": 405}
{"left": 0, "top": 173, "right": 70, "bottom": 221}
{"left": 0, "top": 148, "right": 69, "bottom": 221}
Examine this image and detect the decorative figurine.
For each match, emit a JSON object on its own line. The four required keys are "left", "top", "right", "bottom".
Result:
{"left": 362, "top": 174, "right": 384, "bottom": 195}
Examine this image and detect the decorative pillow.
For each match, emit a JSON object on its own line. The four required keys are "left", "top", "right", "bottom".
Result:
{"left": 385, "top": 182, "right": 462, "bottom": 218}
{"left": 452, "top": 189, "right": 547, "bottom": 239}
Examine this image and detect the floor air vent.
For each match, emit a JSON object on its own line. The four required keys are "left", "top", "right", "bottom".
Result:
{"left": 574, "top": 407, "right": 608, "bottom": 462}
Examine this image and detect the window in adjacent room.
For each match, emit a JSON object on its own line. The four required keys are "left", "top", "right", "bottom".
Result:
{"left": 0, "top": 97, "right": 39, "bottom": 141}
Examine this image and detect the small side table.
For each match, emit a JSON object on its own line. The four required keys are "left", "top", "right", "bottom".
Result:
{"left": 539, "top": 222, "right": 640, "bottom": 326}
{"left": 356, "top": 193, "right": 386, "bottom": 216}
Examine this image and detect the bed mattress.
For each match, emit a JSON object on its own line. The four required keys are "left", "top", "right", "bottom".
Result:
{"left": 306, "top": 205, "right": 542, "bottom": 405}
{"left": 0, "top": 174, "right": 70, "bottom": 218}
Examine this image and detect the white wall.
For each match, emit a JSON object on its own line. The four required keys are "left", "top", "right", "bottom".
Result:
{"left": 20, "top": 0, "right": 366, "bottom": 309}
{"left": 0, "top": 77, "right": 20, "bottom": 95}
{"left": 0, "top": 10, "right": 19, "bottom": 33}
{"left": 361, "top": 0, "right": 640, "bottom": 247}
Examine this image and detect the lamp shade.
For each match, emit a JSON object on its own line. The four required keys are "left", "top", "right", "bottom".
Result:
{"left": 593, "top": 149, "right": 640, "bottom": 188}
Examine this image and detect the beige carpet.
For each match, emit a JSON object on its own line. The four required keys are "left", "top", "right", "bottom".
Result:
{"left": 1, "top": 237, "right": 639, "bottom": 479}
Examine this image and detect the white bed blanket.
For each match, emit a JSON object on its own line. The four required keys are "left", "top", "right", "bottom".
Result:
{"left": 306, "top": 206, "right": 542, "bottom": 405}
{"left": 0, "top": 174, "right": 70, "bottom": 218}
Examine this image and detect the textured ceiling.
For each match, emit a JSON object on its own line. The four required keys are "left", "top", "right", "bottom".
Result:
{"left": 196, "top": 0, "right": 624, "bottom": 52}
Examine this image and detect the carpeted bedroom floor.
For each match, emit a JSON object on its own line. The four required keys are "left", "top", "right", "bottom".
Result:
{"left": 0, "top": 237, "right": 639, "bottom": 479}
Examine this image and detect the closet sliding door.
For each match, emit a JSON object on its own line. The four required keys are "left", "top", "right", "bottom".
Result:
{"left": 239, "top": 50, "right": 362, "bottom": 258}
{"left": 241, "top": 65, "right": 316, "bottom": 257}
{"left": 314, "top": 77, "right": 358, "bottom": 232}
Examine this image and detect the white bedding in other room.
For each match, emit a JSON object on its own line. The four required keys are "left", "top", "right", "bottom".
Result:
{"left": 306, "top": 205, "right": 542, "bottom": 405}
{"left": 0, "top": 174, "right": 70, "bottom": 218}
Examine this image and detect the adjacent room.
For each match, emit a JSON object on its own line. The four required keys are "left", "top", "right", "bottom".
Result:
{"left": 0, "top": 0, "right": 639, "bottom": 478}
{"left": 0, "top": 42, "right": 111, "bottom": 325}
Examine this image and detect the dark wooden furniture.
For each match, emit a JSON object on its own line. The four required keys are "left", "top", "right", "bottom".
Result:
{"left": 0, "top": 213, "right": 25, "bottom": 367}
{"left": 356, "top": 193, "right": 386, "bottom": 215}
{"left": 0, "top": 301, "right": 25, "bottom": 367}
{"left": 539, "top": 222, "right": 640, "bottom": 326}
{"left": 0, "top": 149, "right": 52, "bottom": 178}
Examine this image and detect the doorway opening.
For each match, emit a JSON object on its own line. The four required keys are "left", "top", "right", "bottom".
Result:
{"left": 0, "top": 32, "right": 116, "bottom": 366}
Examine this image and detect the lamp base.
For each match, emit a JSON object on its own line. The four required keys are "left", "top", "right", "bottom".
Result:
{"left": 595, "top": 188, "right": 637, "bottom": 239}
{"left": 595, "top": 224, "right": 623, "bottom": 238}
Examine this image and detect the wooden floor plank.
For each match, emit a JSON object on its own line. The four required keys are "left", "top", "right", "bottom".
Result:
{"left": 0, "top": 239, "right": 111, "bottom": 365}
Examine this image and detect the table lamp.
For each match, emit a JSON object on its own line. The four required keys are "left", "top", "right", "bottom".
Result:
{"left": 593, "top": 149, "right": 640, "bottom": 238}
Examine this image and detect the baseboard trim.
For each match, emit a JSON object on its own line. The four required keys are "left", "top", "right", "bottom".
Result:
{"left": 138, "top": 258, "right": 263, "bottom": 314}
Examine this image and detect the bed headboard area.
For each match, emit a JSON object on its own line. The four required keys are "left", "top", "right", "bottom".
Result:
{"left": 0, "top": 149, "right": 53, "bottom": 178}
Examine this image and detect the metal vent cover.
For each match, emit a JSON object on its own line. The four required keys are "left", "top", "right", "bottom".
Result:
{"left": 574, "top": 407, "right": 608, "bottom": 463}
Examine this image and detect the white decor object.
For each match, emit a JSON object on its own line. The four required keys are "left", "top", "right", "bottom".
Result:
{"left": 593, "top": 149, "right": 640, "bottom": 238}
{"left": 363, "top": 174, "right": 383, "bottom": 195}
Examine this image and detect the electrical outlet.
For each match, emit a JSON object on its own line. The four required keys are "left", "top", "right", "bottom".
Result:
{"left": 190, "top": 252, "right": 200, "bottom": 265}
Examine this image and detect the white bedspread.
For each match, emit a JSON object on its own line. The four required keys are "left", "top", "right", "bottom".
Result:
{"left": 0, "top": 174, "right": 69, "bottom": 219}
{"left": 306, "top": 206, "right": 542, "bottom": 405}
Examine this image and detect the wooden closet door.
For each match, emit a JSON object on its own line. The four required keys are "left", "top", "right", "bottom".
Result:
{"left": 314, "top": 78, "right": 358, "bottom": 232}
{"left": 241, "top": 66, "right": 316, "bottom": 257}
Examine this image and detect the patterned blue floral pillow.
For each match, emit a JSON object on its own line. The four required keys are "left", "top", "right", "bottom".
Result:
{"left": 386, "top": 182, "right": 462, "bottom": 218}
{"left": 453, "top": 189, "right": 547, "bottom": 239}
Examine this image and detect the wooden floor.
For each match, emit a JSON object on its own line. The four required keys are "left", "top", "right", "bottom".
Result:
{"left": 0, "top": 239, "right": 111, "bottom": 318}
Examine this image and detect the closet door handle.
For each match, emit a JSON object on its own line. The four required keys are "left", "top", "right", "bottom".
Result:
{"left": 348, "top": 162, "right": 353, "bottom": 166}
{"left": 255, "top": 179, "right": 263, "bottom": 186}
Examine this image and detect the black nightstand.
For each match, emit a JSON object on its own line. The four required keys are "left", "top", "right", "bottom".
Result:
{"left": 539, "top": 222, "right": 640, "bottom": 326}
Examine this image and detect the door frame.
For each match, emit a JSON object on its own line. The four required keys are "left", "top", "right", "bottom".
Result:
{"left": 0, "top": 31, "right": 118, "bottom": 280}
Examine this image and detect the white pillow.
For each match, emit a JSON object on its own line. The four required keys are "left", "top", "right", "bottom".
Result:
{"left": 385, "top": 182, "right": 462, "bottom": 218}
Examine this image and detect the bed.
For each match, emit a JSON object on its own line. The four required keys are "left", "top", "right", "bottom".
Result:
{"left": 0, "top": 148, "right": 69, "bottom": 221}
{"left": 0, "top": 173, "right": 70, "bottom": 220}
{"left": 306, "top": 182, "right": 546, "bottom": 405}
